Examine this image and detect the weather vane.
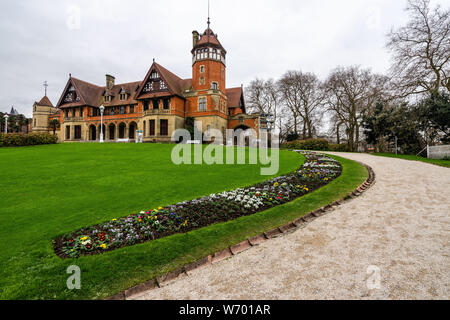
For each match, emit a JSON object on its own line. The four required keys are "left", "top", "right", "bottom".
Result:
{"left": 207, "top": 0, "right": 210, "bottom": 29}
{"left": 43, "top": 81, "right": 48, "bottom": 96}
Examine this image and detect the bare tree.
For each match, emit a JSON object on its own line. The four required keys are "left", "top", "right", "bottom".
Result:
{"left": 387, "top": 0, "right": 450, "bottom": 96}
{"left": 295, "top": 72, "right": 325, "bottom": 139}
{"left": 245, "top": 78, "right": 265, "bottom": 114}
{"left": 278, "top": 71, "right": 325, "bottom": 139}
{"left": 245, "top": 78, "right": 280, "bottom": 131}
{"left": 324, "top": 66, "right": 389, "bottom": 151}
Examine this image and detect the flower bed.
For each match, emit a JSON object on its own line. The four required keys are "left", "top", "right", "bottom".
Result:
{"left": 53, "top": 151, "right": 342, "bottom": 258}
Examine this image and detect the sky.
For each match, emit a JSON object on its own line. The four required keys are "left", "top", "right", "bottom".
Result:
{"left": 0, "top": 0, "right": 448, "bottom": 117}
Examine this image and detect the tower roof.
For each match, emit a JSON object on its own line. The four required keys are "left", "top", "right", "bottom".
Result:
{"left": 9, "top": 107, "right": 19, "bottom": 115}
{"left": 192, "top": 28, "right": 226, "bottom": 53}
{"left": 37, "top": 95, "right": 54, "bottom": 107}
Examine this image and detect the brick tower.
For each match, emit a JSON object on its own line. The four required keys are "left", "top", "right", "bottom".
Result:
{"left": 187, "top": 18, "right": 229, "bottom": 136}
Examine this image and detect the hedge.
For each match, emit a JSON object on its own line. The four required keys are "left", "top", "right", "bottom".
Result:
{"left": 282, "top": 138, "right": 349, "bottom": 152}
{"left": 0, "top": 133, "right": 58, "bottom": 147}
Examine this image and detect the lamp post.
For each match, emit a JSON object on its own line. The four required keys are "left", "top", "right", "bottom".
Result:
{"left": 4, "top": 114, "right": 8, "bottom": 133}
{"left": 99, "top": 105, "right": 105, "bottom": 143}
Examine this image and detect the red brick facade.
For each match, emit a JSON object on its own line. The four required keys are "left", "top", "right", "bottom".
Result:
{"left": 33, "top": 24, "right": 262, "bottom": 142}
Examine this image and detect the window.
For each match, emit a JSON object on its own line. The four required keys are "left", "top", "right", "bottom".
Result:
{"left": 143, "top": 82, "right": 153, "bottom": 92}
{"left": 153, "top": 100, "right": 159, "bottom": 109}
{"left": 199, "top": 97, "right": 207, "bottom": 111}
{"left": 65, "top": 109, "right": 69, "bottom": 118}
{"left": 160, "top": 81, "right": 167, "bottom": 90}
{"left": 66, "top": 126, "right": 70, "bottom": 140}
{"left": 149, "top": 120, "right": 155, "bottom": 136}
{"left": 92, "top": 108, "right": 100, "bottom": 117}
{"left": 120, "top": 106, "right": 126, "bottom": 114}
{"left": 163, "top": 99, "right": 170, "bottom": 110}
{"left": 200, "top": 65, "right": 205, "bottom": 73}
{"left": 74, "top": 126, "right": 82, "bottom": 139}
{"left": 212, "top": 82, "right": 218, "bottom": 90}
{"left": 199, "top": 77, "right": 205, "bottom": 85}
{"left": 143, "top": 100, "right": 149, "bottom": 111}
{"left": 80, "top": 107, "right": 83, "bottom": 117}
{"left": 34, "top": 118, "right": 36, "bottom": 127}
{"left": 160, "top": 119, "right": 168, "bottom": 136}
{"left": 105, "top": 95, "right": 112, "bottom": 102}
{"left": 120, "top": 93, "right": 127, "bottom": 100}
{"left": 151, "top": 71, "right": 159, "bottom": 79}
{"left": 143, "top": 121, "right": 146, "bottom": 136}
{"left": 130, "top": 105, "right": 135, "bottom": 113}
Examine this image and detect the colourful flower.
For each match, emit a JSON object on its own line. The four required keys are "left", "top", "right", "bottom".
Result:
{"left": 100, "top": 244, "right": 107, "bottom": 249}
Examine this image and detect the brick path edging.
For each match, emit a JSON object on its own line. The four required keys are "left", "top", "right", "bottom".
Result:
{"left": 105, "top": 162, "right": 376, "bottom": 300}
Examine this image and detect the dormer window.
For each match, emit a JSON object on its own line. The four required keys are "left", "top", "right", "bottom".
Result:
{"left": 105, "top": 95, "right": 112, "bottom": 103}
{"left": 120, "top": 93, "right": 127, "bottom": 101}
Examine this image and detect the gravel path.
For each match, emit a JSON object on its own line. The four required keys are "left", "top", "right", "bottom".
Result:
{"left": 133, "top": 153, "right": 450, "bottom": 300}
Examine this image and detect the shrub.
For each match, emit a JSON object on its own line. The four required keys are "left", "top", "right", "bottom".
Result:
{"left": 285, "top": 132, "right": 300, "bottom": 142}
{"left": 0, "top": 132, "right": 58, "bottom": 147}
{"left": 282, "top": 138, "right": 329, "bottom": 151}
{"left": 329, "top": 143, "right": 350, "bottom": 152}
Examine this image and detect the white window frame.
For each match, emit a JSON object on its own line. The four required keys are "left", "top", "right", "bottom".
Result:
{"left": 198, "top": 97, "right": 207, "bottom": 111}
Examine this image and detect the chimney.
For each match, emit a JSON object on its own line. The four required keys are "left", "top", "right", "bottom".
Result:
{"left": 106, "top": 74, "right": 115, "bottom": 90}
{"left": 192, "top": 30, "right": 199, "bottom": 48}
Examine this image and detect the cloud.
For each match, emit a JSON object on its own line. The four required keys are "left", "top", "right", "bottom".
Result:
{"left": 0, "top": 0, "right": 447, "bottom": 117}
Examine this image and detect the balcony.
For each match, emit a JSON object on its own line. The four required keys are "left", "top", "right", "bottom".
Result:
{"left": 143, "top": 109, "right": 171, "bottom": 116}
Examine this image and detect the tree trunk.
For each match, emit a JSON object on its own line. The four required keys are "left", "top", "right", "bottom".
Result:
{"left": 336, "top": 123, "right": 341, "bottom": 144}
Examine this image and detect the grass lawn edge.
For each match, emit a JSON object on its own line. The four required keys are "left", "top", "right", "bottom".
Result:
{"left": 371, "top": 152, "right": 450, "bottom": 168}
{"left": 102, "top": 153, "right": 368, "bottom": 300}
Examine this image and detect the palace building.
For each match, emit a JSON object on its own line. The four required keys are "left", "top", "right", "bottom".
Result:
{"left": 32, "top": 21, "right": 265, "bottom": 143}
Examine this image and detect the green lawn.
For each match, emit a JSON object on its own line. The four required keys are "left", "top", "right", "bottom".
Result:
{"left": 0, "top": 144, "right": 367, "bottom": 300}
{"left": 373, "top": 153, "right": 450, "bottom": 168}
